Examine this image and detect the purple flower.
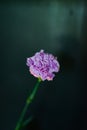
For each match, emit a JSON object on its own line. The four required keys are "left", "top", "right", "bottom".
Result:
{"left": 26, "top": 50, "right": 60, "bottom": 81}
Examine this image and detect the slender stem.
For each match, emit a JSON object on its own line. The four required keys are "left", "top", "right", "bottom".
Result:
{"left": 22, "top": 115, "right": 34, "bottom": 127}
{"left": 15, "top": 78, "right": 41, "bottom": 130}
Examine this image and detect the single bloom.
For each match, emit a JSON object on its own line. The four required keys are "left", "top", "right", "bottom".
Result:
{"left": 26, "top": 50, "right": 60, "bottom": 81}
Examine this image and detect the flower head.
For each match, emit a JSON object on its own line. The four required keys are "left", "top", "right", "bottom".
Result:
{"left": 26, "top": 50, "right": 60, "bottom": 81}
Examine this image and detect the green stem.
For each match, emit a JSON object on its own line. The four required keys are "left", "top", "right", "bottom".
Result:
{"left": 22, "top": 115, "right": 34, "bottom": 127}
{"left": 15, "top": 78, "right": 41, "bottom": 130}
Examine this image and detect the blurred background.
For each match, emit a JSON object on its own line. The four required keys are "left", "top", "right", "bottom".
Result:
{"left": 1, "top": 0, "right": 87, "bottom": 130}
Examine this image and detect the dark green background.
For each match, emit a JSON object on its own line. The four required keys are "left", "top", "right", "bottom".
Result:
{"left": 1, "top": 1, "right": 87, "bottom": 130}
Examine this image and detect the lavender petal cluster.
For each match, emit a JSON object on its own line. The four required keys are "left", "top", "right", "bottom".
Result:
{"left": 26, "top": 50, "right": 60, "bottom": 81}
